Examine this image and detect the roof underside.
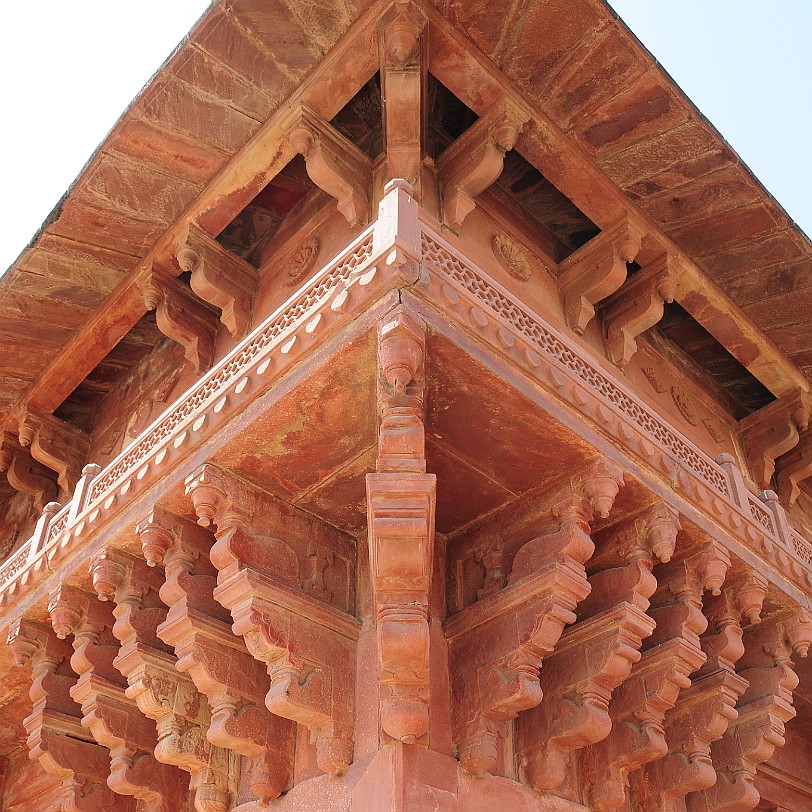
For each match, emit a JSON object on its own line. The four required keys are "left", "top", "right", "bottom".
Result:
{"left": 1, "top": 0, "right": 810, "bottom": 427}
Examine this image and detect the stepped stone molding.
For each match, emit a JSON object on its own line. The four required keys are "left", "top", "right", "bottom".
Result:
{"left": 86, "top": 545, "right": 233, "bottom": 812}
{"left": 739, "top": 389, "right": 811, "bottom": 490}
{"left": 689, "top": 606, "right": 812, "bottom": 812}
{"left": 7, "top": 617, "right": 133, "bottom": 812}
{"left": 177, "top": 226, "right": 258, "bottom": 339}
{"left": 141, "top": 268, "right": 219, "bottom": 375}
{"left": 280, "top": 104, "right": 373, "bottom": 228}
{"left": 367, "top": 305, "right": 436, "bottom": 744}
{"left": 601, "top": 252, "right": 684, "bottom": 369}
{"left": 46, "top": 584, "right": 186, "bottom": 811}
{"left": 134, "top": 508, "right": 294, "bottom": 804}
{"left": 445, "top": 458, "right": 624, "bottom": 778}
{"left": 185, "top": 465, "right": 359, "bottom": 777}
{"left": 18, "top": 406, "right": 90, "bottom": 494}
{"left": 436, "top": 97, "right": 530, "bottom": 231}
{"left": 558, "top": 216, "right": 646, "bottom": 336}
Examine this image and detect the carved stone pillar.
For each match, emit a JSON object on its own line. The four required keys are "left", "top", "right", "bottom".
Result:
{"left": 520, "top": 502, "right": 678, "bottom": 794}
{"left": 379, "top": 1, "right": 426, "bottom": 193}
{"left": 177, "top": 226, "right": 258, "bottom": 339}
{"left": 632, "top": 542, "right": 739, "bottom": 812}
{"left": 739, "top": 389, "right": 810, "bottom": 489}
{"left": 435, "top": 97, "right": 529, "bottom": 231}
{"left": 89, "top": 546, "right": 234, "bottom": 812}
{"left": 46, "top": 583, "right": 187, "bottom": 811}
{"left": 17, "top": 406, "right": 90, "bottom": 494}
{"left": 446, "top": 457, "right": 625, "bottom": 778}
{"left": 280, "top": 104, "right": 373, "bottom": 228}
{"left": 133, "top": 507, "right": 293, "bottom": 803}
{"left": 366, "top": 306, "right": 436, "bottom": 746}
{"left": 601, "top": 253, "right": 683, "bottom": 369}
{"left": 558, "top": 216, "right": 646, "bottom": 336}
{"left": 688, "top": 605, "right": 812, "bottom": 812}
{"left": 185, "top": 465, "right": 359, "bottom": 776}
{"left": 141, "top": 267, "right": 218, "bottom": 374}
{"left": 7, "top": 616, "right": 132, "bottom": 812}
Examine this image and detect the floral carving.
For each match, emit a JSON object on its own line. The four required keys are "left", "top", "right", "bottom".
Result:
{"left": 671, "top": 385, "right": 698, "bottom": 425}
{"left": 285, "top": 236, "right": 320, "bottom": 285}
{"left": 491, "top": 234, "right": 531, "bottom": 280}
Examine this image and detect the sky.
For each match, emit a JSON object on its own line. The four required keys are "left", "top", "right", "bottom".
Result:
{"left": 1, "top": 2, "right": 810, "bottom": 278}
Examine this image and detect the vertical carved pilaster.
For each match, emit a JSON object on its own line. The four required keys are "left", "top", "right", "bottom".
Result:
{"left": 47, "top": 582, "right": 187, "bottom": 812}
{"left": 739, "top": 389, "right": 810, "bottom": 489}
{"left": 558, "top": 216, "right": 646, "bottom": 335}
{"left": 378, "top": 1, "right": 426, "bottom": 193}
{"left": 601, "top": 253, "right": 683, "bottom": 369}
{"left": 177, "top": 226, "right": 258, "bottom": 339}
{"left": 519, "top": 502, "right": 676, "bottom": 793}
{"left": 90, "top": 544, "right": 234, "bottom": 812}
{"left": 366, "top": 306, "right": 436, "bottom": 745}
{"left": 446, "top": 458, "right": 624, "bottom": 778}
{"left": 436, "top": 97, "right": 529, "bottom": 231}
{"left": 142, "top": 267, "right": 218, "bottom": 374}
{"left": 689, "top": 604, "right": 812, "bottom": 812}
{"left": 18, "top": 407, "right": 90, "bottom": 494}
{"left": 135, "top": 509, "right": 293, "bottom": 804}
{"left": 280, "top": 105, "right": 373, "bottom": 228}
{"left": 7, "top": 616, "right": 132, "bottom": 812}
{"left": 185, "top": 466, "right": 359, "bottom": 777}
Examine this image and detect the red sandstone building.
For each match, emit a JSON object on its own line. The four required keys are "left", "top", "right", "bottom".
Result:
{"left": 1, "top": 2, "right": 811, "bottom": 810}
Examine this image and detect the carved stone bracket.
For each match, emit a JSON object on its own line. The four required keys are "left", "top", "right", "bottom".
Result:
{"left": 739, "top": 389, "right": 811, "bottom": 489}
{"left": 446, "top": 458, "right": 624, "bottom": 778}
{"left": 141, "top": 267, "right": 218, "bottom": 374}
{"left": 7, "top": 616, "right": 133, "bottom": 812}
{"left": 47, "top": 583, "right": 187, "bottom": 812}
{"left": 378, "top": 1, "right": 426, "bottom": 191}
{"left": 689, "top": 605, "right": 812, "bottom": 812}
{"left": 88, "top": 546, "right": 234, "bottom": 812}
{"left": 177, "top": 226, "right": 258, "bottom": 339}
{"left": 518, "top": 503, "right": 674, "bottom": 793}
{"left": 280, "top": 104, "right": 373, "bottom": 228}
{"left": 1, "top": 432, "right": 58, "bottom": 511}
{"left": 776, "top": 426, "right": 812, "bottom": 506}
{"left": 183, "top": 470, "right": 359, "bottom": 777}
{"left": 601, "top": 253, "right": 684, "bottom": 369}
{"left": 135, "top": 509, "right": 293, "bottom": 803}
{"left": 558, "top": 216, "right": 646, "bottom": 335}
{"left": 17, "top": 406, "right": 90, "bottom": 494}
{"left": 435, "top": 97, "right": 530, "bottom": 231}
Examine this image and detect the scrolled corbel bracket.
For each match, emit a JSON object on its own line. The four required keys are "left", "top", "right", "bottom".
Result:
{"left": 280, "top": 104, "right": 373, "bottom": 228}
{"left": 177, "top": 225, "right": 258, "bottom": 339}
{"left": 3, "top": 434, "right": 58, "bottom": 512}
{"left": 140, "top": 266, "right": 218, "bottom": 374}
{"left": 436, "top": 97, "right": 531, "bottom": 231}
{"left": 559, "top": 216, "right": 647, "bottom": 336}
{"left": 739, "top": 388, "right": 811, "bottom": 489}
{"left": 776, "top": 424, "right": 812, "bottom": 506}
{"left": 601, "top": 252, "right": 684, "bottom": 369}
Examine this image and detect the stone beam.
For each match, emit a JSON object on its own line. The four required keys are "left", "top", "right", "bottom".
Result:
{"left": 435, "top": 97, "right": 529, "bottom": 231}
{"left": 177, "top": 226, "right": 258, "bottom": 339}
{"left": 378, "top": 1, "right": 427, "bottom": 193}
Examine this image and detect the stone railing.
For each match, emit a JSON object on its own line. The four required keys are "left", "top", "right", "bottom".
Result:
{"left": 1, "top": 182, "right": 812, "bottom": 610}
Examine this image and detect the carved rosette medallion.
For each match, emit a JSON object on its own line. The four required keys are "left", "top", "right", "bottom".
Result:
{"left": 285, "top": 236, "right": 320, "bottom": 285}
{"left": 492, "top": 234, "right": 531, "bottom": 280}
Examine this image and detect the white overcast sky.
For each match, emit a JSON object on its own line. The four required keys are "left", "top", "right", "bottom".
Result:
{"left": 1, "top": 1, "right": 810, "bottom": 278}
